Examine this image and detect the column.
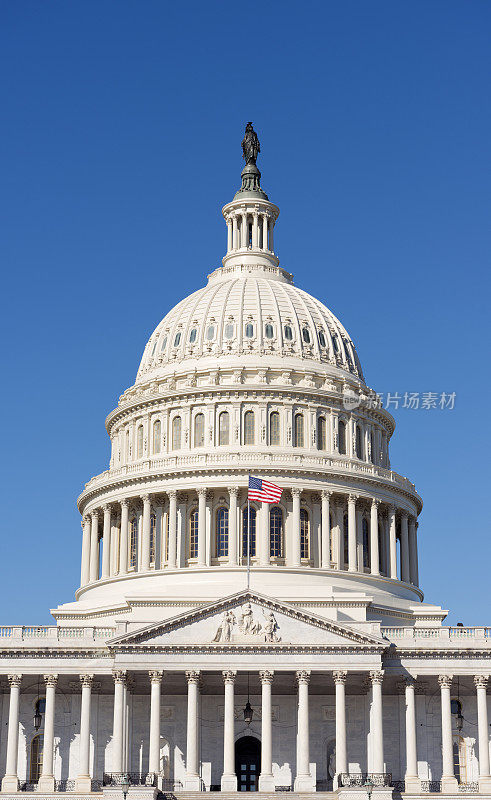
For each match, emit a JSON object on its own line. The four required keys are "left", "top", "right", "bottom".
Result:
{"left": 197, "top": 489, "right": 206, "bottom": 567}
{"left": 295, "top": 671, "right": 315, "bottom": 791}
{"left": 80, "top": 516, "right": 91, "bottom": 587}
{"left": 232, "top": 215, "right": 238, "bottom": 249}
{"left": 333, "top": 671, "right": 347, "bottom": 783}
{"left": 259, "top": 670, "right": 274, "bottom": 791}
{"left": 259, "top": 501, "right": 269, "bottom": 566}
{"left": 102, "top": 504, "right": 111, "bottom": 579}
{"left": 439, "top": 675, "right": 458, "bottom": 792}
{"left": 1, "top": 675, "right": 22, "bottom": 792}
{"left": 75, "top": 675, "right": 94, "bottom": 792}
{"left": 38, "top": 674, "right": 58, "bottom": 791}
{"left": 404, "top": 677, "right": 421, "bottom": 792}
{"left": 148, "top": 671, "right": 163, "bottom": 775}
{"left": 292, "top": 488, "right": 301, "bottom": 567}
{"left": 369, "top": 670, "right": 384, "bottom": 776}
{"left": 389, "top": 506, "right": 397, "bottom": 579}
{"left": 400, "top": 512, "right": 410, "bottom": 583}
{"left": 221, "top": 671, "right": 237, "bottom": 791}
{"left": 228, "top": 487, "right": 238, "bottom": 567}
{"left": 112, "top": 670, "right": 126, "bottom": 773}
{"left": 168, "top": 490, "right": 177, "bottom": 568}
{"left": 119, "top": 499, "right": 129, "bottom": 574}
{"left": 89, "top": 510, "right": 99, "bottom": 582}
{"left": 409, "top": 518, "right": 419, "bottom": 586}
{"left": 269, "top": 219, "right": 274, "bottom": 252}
{"left": 475, "top": 676, "right": 491, "bottom": 791}
{"left": 242, "top": 213, "right": 248, "bottom": 248}
{"left": 262, "top": 214, "right": 269, "bottom": 250}
{"left": 252, "top": 212, "right": 259, "bottom": 247}
{"left": 347, "top": 494, "right": 357, "bottom": 571}
{"left": 226, "top": 218, "right": 232, "bottom": 252}
{"left": 184, "top": 670, "right": 201, "bottom": 790}
{"left": 321, "top": 490, "right": 331, "bottom": 568}
{"left": 370, "top": 500, "right": 380, "bottom": 576}
{"left": 141, "top": 494, "right": 152, "bottom": 572}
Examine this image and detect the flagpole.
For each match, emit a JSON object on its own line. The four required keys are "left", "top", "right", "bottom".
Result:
{"left": 247, "top": 497, "right": 251, "bottom": 590}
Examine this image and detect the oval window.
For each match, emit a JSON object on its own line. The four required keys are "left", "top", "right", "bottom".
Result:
{"left": 265, "top": 323, "right": 274, "bottom": 339}
{"left": 284, "top": 325, "right": 293, "bottom": 341}
{"left": 160, "top": 336, "right": 167, "bottom": 352}
{"left": 174, "top": 332, "right": 181, "bottom": 346}
{"left": 245, "top": 323, "right": 254, "bottom": 338}
{"left": 225, "top": 323, "right": 234, "bottom": 339}
{"left": 206, "top": 325, "right": 215, "bottom": 340}
{"left": 318, "top": 330, "right": 326, "bottom": 347}
{"left": 189, "top": 328, "right": 197, "bottom": 343}
{"left": 332, "top": 335, "right": 339, "bottom": 353}
{"left": 302, "top": 327, "right": 311, "bottom": 344}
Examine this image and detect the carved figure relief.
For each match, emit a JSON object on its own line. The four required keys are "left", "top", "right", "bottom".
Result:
{"left": 212, "top": 604, "right": 281, "bottom": 643}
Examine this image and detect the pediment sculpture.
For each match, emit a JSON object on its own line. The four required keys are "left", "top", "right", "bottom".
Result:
{"left": 212, "top": 603, "right": 281, "bottom": 643}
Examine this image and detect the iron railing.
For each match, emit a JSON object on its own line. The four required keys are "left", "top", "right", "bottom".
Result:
{"left": 339, "top": 773, "right": 392, "bottom": 787}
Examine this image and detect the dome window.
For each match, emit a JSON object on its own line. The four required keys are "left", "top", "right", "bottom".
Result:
{"left": 206, "top": 325, "right": 215, "bottom": 341}
{"left": 225, "top": 323, "right": 234, "bottom": 339}
{"left": 151, "top": 340, "right": 157, "bottom": 356}
{"left": 284, "top": 325, "right": 293, "bottom": 341}
{"left": 332, "top": 335, "right": 339, "bottom": 353}
{"left": 265, "top": 323, "right": 274, "bottom": 339}
{"left": 174, "top": 332, "right": 181, "bottom": 347}
{"left": 302, "top": 327, "right": 311, "bottom": 344}
{"left": 160, "top": 336, "right": 167, "bottom": 352}
{"left": 189, "top": 328, "right": 197, "bottom": 344}
{"left": 318, "top": 330, "right": 326, "bottom": 347}
{"left": 245, "top": 323, "right": 254, "bottom": 338}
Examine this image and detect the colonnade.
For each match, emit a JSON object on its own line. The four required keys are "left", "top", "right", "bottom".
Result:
{"left": 1, "top": 671, "right": 489, "bottom": 793}
{"left": 225, "top": 210, "right": 274, "bottom": 254}
{"left": 80, "top": 489, "right": 419, "bottom": 589}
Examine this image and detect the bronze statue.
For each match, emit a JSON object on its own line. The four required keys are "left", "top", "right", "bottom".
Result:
{"left": 242, "top": 122, "right": 260, "bottom": 165}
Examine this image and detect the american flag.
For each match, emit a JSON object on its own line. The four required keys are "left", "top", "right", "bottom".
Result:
{"left": 248, "top": 476, "right": 283, "bottom": 503}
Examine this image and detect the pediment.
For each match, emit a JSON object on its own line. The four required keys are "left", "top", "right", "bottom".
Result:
{"left": 109, "top": 591, "right": 385, "bottom": 650}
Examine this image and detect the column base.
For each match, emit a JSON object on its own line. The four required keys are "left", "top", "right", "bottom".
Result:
{"left": 404, "top": 776, "right": 421, "bottom": 794}
{"left": 183, "top": 774, "right": 202, "bottom": 791}
{"left": 294, "top": 774, "right": 316, "bottom": 792}
{"left": 441, "top": 776, "right": 458, "bottom": 793}
{"left": 74, "top": 775, "right": 92, "bottom": 792}
{"left": 221, "top": 774, "right": 238, "bottom": 791}
{"left": 479, "top": 777, "right": 491, "bottom": 793}
{"left": 259, "top": 773, "right": 275, "bottom": 791}
{"left": 1, "top": 776, "right": 19, "bottom": 793}
{"left": 37, "top": 775, "right": 55, "bottom": 792}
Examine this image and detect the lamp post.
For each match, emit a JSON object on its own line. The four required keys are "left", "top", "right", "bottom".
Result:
{"left": 364, "top": 776, "right": 374, "bottom": 800}
{"left": 120, "top": 774, "right": 130, "bottom": 800}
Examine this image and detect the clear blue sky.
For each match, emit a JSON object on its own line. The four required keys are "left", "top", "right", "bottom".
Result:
{"left": 1, "top": 1, "right": 490, "bottom": 624}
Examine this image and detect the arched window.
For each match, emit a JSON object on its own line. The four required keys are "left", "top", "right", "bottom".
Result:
{"left": 362, "top": 518, "right": 370, "bottom": 570}
{"left": 245, "top": 323, "right": 254, "bottom": 338}
{"left": 160, "top": 335, "right": 167, "bottom": 353}
{"left": 284, "top": 324, "right": 293, "bottom": 341}
{"left": 224, "top": 323, "right": 234, "bottom": 339}
{"left": 338, "top": 420, "right": 346, "bottom": 455}
{"left": 300, "top": 509, "right": 309, "bottom": 560}
{"left": 189, "top": 509, "right": 199, "bottom": 559}
{"left": 242, "top": 506, "right": 257, "bottom": 558}
{"left": 302, "top": 327, "right": 311, "bottom": 344}
{"left": 244, "top": 411, "right": 255, "bottom": 445}
{"left": 317, "top": 416, "right": 326, "bottom": 450}
{"left": 355, "top": 425, "right": 363, "bottom": 459}
{"left": 343, "top": 513, "right": 349, "bottom": 568}
{"left": 332, "top": 334, "right": 339, "bottom": 353}
{"left": 150, "top": 513, "right": 156, "bottom": 566}
{"left": 206, "top": 325, "right": 215, "bottom": 340}
{"left": 318, "top": 329, "right": 326, "bottom": 347}
{"left": 265, "top": 323, "right": 274, "bottom": 339}
{"left": 137, "top": 425, "right": 144, "bottom": 459}
{"left": 172, "top": 416, "right": 181, "bottom": 450}
{"left": 30, "top": 734, "right": 44, "bottom": 782}
{"left": 216, "top": 507, "right": 229, "bottom": 557}
{"left": 173, "top": 331, "right": 181, "bottom": 347}
{"left": 129, "top": 517, "right": 138, "bottom": 569}
{"left": 270, "top": 507, "right": 283, "bottom": 558}
{"left": 189, "top": 328, "right": 197, "bottom": 343}
{"left": 194, "top": 413, "right": 205, "bottom": 447}
{"left": 269, "top": 411, "right": 280, "bottom": 446}
{"left": 219, "top": 411, "right": 230, "bottom": 445}
{"left": 294, "top": 413, "right": 304, "bottom": 447}
{"left": 152, "top": 420, "right": 161, "bottom": 454}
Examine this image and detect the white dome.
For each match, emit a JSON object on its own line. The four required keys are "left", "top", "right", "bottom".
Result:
{"left": 136, "top": 263, "right": 364, "bottom": 384}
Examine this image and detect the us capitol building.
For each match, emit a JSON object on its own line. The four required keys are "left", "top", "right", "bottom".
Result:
{"left": 1, "top": 125, "right": 490, "bottom": 800}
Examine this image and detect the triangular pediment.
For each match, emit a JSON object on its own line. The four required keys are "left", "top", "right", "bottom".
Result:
{"left": 109, "top": 591, "right": 385, "bottom": 650}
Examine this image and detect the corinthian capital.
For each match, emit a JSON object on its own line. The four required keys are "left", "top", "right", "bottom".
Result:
{"left": 259, "top": 670, "right": 274, "bottom": 685}
{"left": 149, "top": 670, "right": 163, "bottom": 684}
{"left": 333, "top": 670, "right": 347, "bottom": 685}
{"left": 112, "top": 669, "right": 127, "bottom": 685}
{"left": 186, "top": 670, "right": 201, "bottom": 684}
{"left": 369, "top": 670, "right": 384, "bottom": 685}
{"left": 474, "top": 675, "right": 489, "bottom": 689}
{"left": 222, "top": 670, "right": 237, "bottom": 684}
{"left": 80, "top": 674, "right": 94, "bottom": 688}
{"left": 7, "top": 674, "right": 22, "bottom": 688}
{"left": 438, "top": 674, "right": 453, "bottom": 689}
{"left": 43, "top": 674, "right": 58, "bottom": 688}
{"left": 296, "top": 670, "right": 310, "bottom": 685}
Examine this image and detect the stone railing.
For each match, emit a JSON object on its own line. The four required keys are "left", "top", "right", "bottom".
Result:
{"left": 339, "top": 773, "right": 392, "bottom": 787}
{"left": 0, "top": 626, "right": 115, "bottom": 643}
{"left": 381, "top": 626, "right": 491, "bottom": 643}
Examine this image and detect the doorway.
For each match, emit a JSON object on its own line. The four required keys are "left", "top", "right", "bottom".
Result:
{"left": 235, "top": 736, "right": 261, "bottom": 792}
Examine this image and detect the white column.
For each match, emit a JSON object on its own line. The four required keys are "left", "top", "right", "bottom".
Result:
{"left": 321, "top": 490, "right": 331, "bottom": 568}
{"left": 148, "top": 671, "right": 163, "bottom": 775}
{"left": 333, "top": 671, "right": 347, "bottom": 782}
{"left": 197, "top": 489, "right": 206, "bottom": 567}
{"left": 221, "top": 671, "right": 237, "bottom": 791}
{"left": 269, "top": 219, "right": 274, "bottom": 252}
{"left": 242, "top": 213, "right": 248, "bottom": 248}
{"left": 89, "top": 510, "right": 99, "bottom": 582}
{"left": 184, "top": 670, "right": 201, "bottom": 790}
{"left": 292, "top": 488, "right": 301, "bottom": 567}
{"left": 101, "top": 505, "right": 111, "bottom": 579}
{"left": 1, "top": 675, "right": 22, "bottom": 792}
{"left": 404, "top": 677, "right": 420, "bottom": 792}
{"left": 409, "top": 518, "right": 419, "bottom": 586}
{"left": 112, "top": 670, "right": 126, "bottom": 773}
{"left": 228, "top": 487, "right": 238, "bottom": 567}
{"left": 439, "top": 675, "right": 458, "bottom": 792}
{"left": 259, "top": 501, "right": 269, "bottom": 566}
{"left": 168, "top": 490, "right": 177, "bottom": 568}
{"left": 475, "top": 676, "right": 491, "bottom": 791}
{"left": 400, "top": 512, "right": 410, "bottom": 583}
{"left": 38, "top": 674, "right": 58, "bottom": 791}
{"left": 75, "top": 675, "right": 93, "bottom": 792}
{"left": 80, "top": 516, "right": 91, "bottom": 587}
{"left": 232, "top": 215, "right": 238, "bottom": 249}
{"left": 119, "top": 499, "right": 129, "bottom": 574}
{"left": 262, "top": 214, "right": 269, "bottom": 250}
{"left": 226, "top": 218, "right": 232, "bottom": 252}
{"left": 389, "top": 505, "right": 397, "bottom": 579}
{"left": 252, "top": 212, "right": 259, "bottom": 247}
{"left": 141, "top": 494, "right": 151, "bottom": 572}
{"left": 347, "top": 494, "right": 357, "bottom": 571}
{"left": 259, "top": 670, "right": 274, "bottom": 791}
{"left": 295, "top": 670, "right": 315, "bottom": 791}
{"left": 370, "top": 670, "right": 384, "bottom": 775}
{"left": 370, "top": 500, "right": 380, "bottom": 576}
